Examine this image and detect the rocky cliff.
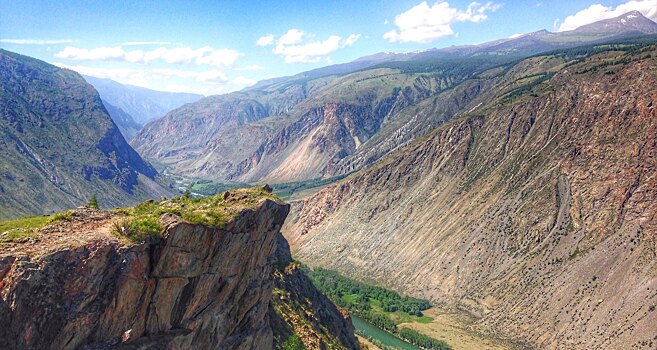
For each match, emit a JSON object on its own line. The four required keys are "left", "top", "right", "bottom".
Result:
{"left": 284, "top": 43, "right": 657, "bottom": 349}
{"left": 0, "top": 188, "right": 358, "bottom": 349}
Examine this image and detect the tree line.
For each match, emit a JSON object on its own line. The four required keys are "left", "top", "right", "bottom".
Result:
{"left": 308, "top": 268, "right": 450, "bottom": 350}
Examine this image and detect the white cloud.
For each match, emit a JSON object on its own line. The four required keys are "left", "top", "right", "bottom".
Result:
{"left": 266, "top": 29, "right": 360, "bottom": 63}
{"left": 232, "top": 76, "right": 257, "bottom": 87}
{"left": 54, "top": 45, "right": 240, "bottom": 67}
{"left": 558, "top": 0, "right": 657, "bottom": 32}
{"left": 343, "top": 34, "right": 361, "bottom": 47}
{"left": 256, "top": 34, "right": 275, "bottom": 46}
{"left": 55, "top": 46, "right": 125, "bottom": 61}
{"left": 0, "top": 39, "right": 73, "bottom": 45}
{"left": 122, "top": 41, "right": 171, "bottom": 46}
{"left": 384, "top": 1, "right": 501, "bottom": 43}
{"left": 54, "top": 62, "right": 236, "bottom": 93}
{"left": 196, "top": 49, "right": 241, "bottom": 67}
{"left": 53, "top": 62, "right": 149, "bottom": 87}
{"left": 278, "top": 29, "right": 305, "bottom": 46}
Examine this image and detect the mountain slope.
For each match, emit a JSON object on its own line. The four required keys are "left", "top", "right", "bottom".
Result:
{"left": 133, "top": 14, "right": 657, "bottom": 185}
{"left": 84, "top": 75, "right": 202, "bottom": 124}
{"left": 283, "top": 43, "right": 657, "bottom": 349}
{"left": 0, "top": 50, "right": 170, "bottom": 220}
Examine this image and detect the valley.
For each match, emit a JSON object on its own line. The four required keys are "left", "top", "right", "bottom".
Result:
{"left": 1, "top": 5, "right": 657, "bottom": 349}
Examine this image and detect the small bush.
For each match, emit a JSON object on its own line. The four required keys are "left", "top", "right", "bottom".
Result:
{"left": 112, "top": 217, "right": 162, "bottom": 242}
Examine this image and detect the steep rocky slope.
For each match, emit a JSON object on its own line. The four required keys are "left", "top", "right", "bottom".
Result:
{"left": 0, "top": 188, "right": 358, "bottom": 349}
{"left": 270, "top": 234, "right": 359, "bottom": 349}
{"left": 284, "top": 44, "right": 657, "bottom": 349}
{"left": 0, "top": 50, "right": 170, "bottom": 220}
{"left": 133, "top": 14, "right": 657, "bottom": 184}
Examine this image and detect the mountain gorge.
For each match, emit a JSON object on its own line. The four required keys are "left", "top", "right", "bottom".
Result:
{"left": 84, "top": 76, "right": 203, "bottom": 126}
{"left": 0, "top": 50, "right": 170, "bottom": 220}
{"left": 284, "top": 40, "right": 657, "bottom": 349}
{"left": 1, "top": 8, "right": 657, "bottom": 350}
{"left": 133, "top": 11, "right": 657, "bottom": 185}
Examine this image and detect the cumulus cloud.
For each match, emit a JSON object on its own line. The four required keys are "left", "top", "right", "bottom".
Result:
{"left": 558, "top": 0, "right": 657, "bottom": 32}
{"left": 0, "top": 38, "right": 73, "bottom": 45}
{"left": 256, "top": 34, "right": 275, "bottom": 46}
{"left": 55, "top": 46, "right": 125, "bottom": 61}
{"left": 54, "top": 45, "right": 241, "bottom": 67}
{"left": 278, "top": 29, "right": 305, "bottom": 46}
{"left": 263, "top": 29, "right": 360, "bottom": 63}
{"left": 384, "top": 1, "right": 501, "bottom": 43}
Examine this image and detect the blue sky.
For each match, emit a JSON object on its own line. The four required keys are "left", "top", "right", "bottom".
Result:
{"left": 1, "top": 0, "right": 655, "bottom": 95}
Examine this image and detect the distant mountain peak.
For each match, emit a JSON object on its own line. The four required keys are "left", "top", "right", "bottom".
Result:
{"left": 572, "top": 10, "right": 657, "bottom": 34}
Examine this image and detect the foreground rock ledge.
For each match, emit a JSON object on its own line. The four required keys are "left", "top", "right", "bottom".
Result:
{"left": 0, "top": 199, "right": 293, "bottom": 349}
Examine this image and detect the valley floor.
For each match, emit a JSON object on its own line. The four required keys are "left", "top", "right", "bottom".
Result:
{"left": 397, "top": 308, "right": 524, "bottom": 350}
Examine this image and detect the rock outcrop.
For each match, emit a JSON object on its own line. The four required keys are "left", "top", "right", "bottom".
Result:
{"left": 0, "top": 191, "right": 358, "bottom": 349}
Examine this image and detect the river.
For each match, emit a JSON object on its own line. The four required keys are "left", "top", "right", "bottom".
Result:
{"left": 351, "top": 315, "right": 421, "bottom": 350}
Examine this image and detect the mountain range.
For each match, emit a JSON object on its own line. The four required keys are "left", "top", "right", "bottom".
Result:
{"left": 132, "top": 11, "right": 657, "bottom": 184}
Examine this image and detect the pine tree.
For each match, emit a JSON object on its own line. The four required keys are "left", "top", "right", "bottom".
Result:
{"left": 87, "top": 194, "right": 99, "bottom": 209}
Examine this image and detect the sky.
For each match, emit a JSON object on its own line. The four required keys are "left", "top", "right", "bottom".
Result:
{"left": 1, "top": 0, "right": 656, "bottom": 96}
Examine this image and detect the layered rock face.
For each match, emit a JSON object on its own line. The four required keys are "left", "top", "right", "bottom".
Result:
{"left": 284, "top": 45, "right": 657, "bottom": 349}
{"left": 0, "top": 200, "right": 294, "bottom": 349}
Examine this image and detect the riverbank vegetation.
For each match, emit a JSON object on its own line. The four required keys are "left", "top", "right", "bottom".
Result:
{"left": 308, "top": 268, "right": 451, "bottom": 350}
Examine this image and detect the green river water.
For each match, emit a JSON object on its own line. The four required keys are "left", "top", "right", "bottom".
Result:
{"left": 351, "top": 315, "right": 421, "bottom": 350}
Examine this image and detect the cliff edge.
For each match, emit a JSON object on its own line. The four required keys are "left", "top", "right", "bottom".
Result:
{"left": 0, "top": 188, "right": 357, "bottom": 349}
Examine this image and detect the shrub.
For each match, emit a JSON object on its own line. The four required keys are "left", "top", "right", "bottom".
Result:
{"left": 112, "top": 217, "right": 162, "bottom": 242}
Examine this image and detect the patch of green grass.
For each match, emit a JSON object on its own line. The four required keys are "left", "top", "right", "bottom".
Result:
{"left": 0, "top": 210, "right": 76, "bottom": 243}
{"left": 417, "top": 316, "right": 434, "bottom": 324}
{"left": 343, "top": 293, "right": 360, "bottom": 303}
{"left": 0, "top": 215, "right": 51, "bottom": 242}
{"left": 112, "top": 187, "right": 280, "bottom": 242}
